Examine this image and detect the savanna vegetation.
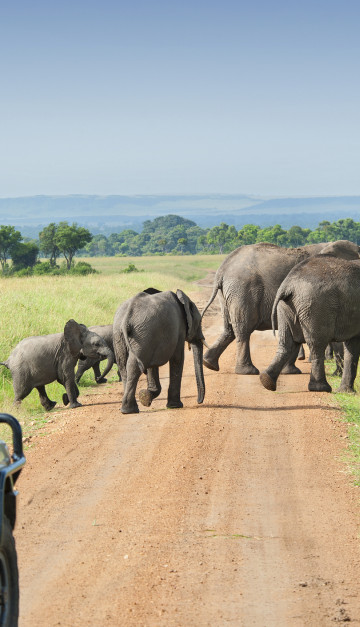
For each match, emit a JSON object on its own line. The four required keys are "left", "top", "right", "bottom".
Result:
{"left": 2, "top": 215, "right": 360, "bottom": 276}
{"left": 0, "top": 255, "right": 222, "bottom": 431}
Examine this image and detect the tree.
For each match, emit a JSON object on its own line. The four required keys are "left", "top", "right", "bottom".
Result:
{"left": 11, "top": 242, "right": 39, "bottom": 271}
{"left": 39, "top": 223, "right": 60, "bottom": 266}
{"left": 54, "top": 222, "right": 92, "bottom": 269}
{"left": 0, "top": 225, "right": 22, "bottom": 271}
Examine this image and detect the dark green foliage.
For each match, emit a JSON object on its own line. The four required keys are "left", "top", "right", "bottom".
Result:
{"left": 120, "top": 263, "right": 143, "bottom": 273}
{"left": 0, "top": 225, "right": 22, "bottom": 270}
{"left": 11, "top": 242, "right": 39, "bottom": 271}
{"left": 69, "top": 261, "right": 97, "bottom": 275}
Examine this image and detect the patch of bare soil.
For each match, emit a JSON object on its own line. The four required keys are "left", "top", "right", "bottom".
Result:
{"left": 16, "top": 279, "right": 360, "bottom": 626}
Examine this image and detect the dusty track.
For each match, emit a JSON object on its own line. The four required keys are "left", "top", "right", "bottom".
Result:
{"left": 16, "top": 280, "right": 360, "bottom": 626}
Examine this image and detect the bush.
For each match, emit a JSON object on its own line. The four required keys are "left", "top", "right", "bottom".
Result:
{"left": 33, "top": 261, "right": 61, "bottom": 276}
{"left": 69, "top": 261, "right": 97, "bottom": 275}
{"left": 120, "top": 263, "right": 143, "bottom": 273}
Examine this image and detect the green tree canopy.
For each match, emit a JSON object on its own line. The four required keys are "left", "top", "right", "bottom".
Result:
{"left": 0, "top": 225, "right": 22, "bottom": 270}
{"left": 39, "top": 223, "right": 61, "bottom": 266}
{"left": 11, "top": 242, "right": 39, "bottom": 271}
{"left": 55, "top": 222, "right": 92, "bottom": 269}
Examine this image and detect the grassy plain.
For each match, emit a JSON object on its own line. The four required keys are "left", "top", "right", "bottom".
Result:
{"left": 0, "top": 255, "right": 224, "bottom": 443}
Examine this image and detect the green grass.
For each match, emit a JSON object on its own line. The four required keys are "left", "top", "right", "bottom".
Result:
{"left": 0, "top": 255, "right": 223, "bottom": 447}
{"left": 326, "top": 362, "right": 360, "bottom": 486}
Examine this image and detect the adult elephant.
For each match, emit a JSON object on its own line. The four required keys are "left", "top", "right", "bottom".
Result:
{"left": 0, "top": 319, "right": 114, "bottom": 410}
{"left": 202, "top": 240, "right": 360, "bottom": 375}
{"left": 113, "top": 289, "right": 206, "bottom": 414}
{"left": 75, "top": 324, "right": 120, "bottom": 384}
{"left": 259, "top": 256, "right": 360, "bottom": 393}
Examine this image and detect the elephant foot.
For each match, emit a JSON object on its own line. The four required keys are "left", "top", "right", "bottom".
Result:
{"left": 203, "top": 353, "right": 220, "bottom": 372}
{"left": 332, "top": 369, "right": 343, "bottom": 377}
{"left": 70, "top": 401, "right": 83, "bottom": 408}
{"left": 335, "top": 385, "right": 355, "bottom": 394}
{"left": 281, "top": 364, "right": 302, "bottom": 375}
{"left": 95, "top": 377, "right": 107, "bottom": 384}
{"left": 259, "top": 371, "right": 277, "bottom": 391}
{"left": 235, "top": 364, "right": 259, "bottom": 375}
{"left": 43, "top": 400, "right": 57, "bottom": 411}
{"left": 121, "top": 403, "right": 139, "bottom": 414}
{"left": 138, "top": 389, "right": 153, "bottom": 407}
{"left": 166, "top": 400, "right": 184, "bottom": 409}
{"left": 308, "top": 380, "right": 332, "bottom": 393}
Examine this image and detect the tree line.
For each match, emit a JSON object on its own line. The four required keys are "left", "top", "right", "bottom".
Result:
{"left": 1, "top": 215, "right": 360, "bottom": 275}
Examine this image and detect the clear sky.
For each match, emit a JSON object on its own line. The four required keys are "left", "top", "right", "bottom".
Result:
{"left": 1, "top": 0, "right": 359, "bottom": 197}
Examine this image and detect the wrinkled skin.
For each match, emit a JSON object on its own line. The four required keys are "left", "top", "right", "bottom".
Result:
{"left": 202, "top": 240, "right": 360, "bottom": 375}
{"left": 113, "top": 289, "right": 206, "bottom": 414}
{"left": 259, "top": 256, "right": 360, "bottom": 393}
{"left": 0, "top": 319, "right": 114, "bottom": 410}
{"left": 75, "top": 324, "right": 121, "bottom": 384}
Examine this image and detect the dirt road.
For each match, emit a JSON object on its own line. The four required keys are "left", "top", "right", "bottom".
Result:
{"left": 16, "top": 281, "right": 360, "bottom": 626}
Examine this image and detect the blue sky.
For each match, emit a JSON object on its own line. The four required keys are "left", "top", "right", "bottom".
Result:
{"left": 1, "top": 0, "right": 359, "bottom": 197}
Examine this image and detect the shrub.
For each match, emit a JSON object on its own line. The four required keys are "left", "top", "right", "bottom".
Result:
{"left": 121, "top": 263, "right": 143, "bottom": 273}
{"left": 69, "top": 261, "right": 97, "bottom": 275}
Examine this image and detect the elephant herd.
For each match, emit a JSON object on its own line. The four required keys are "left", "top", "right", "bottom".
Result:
{"left": 2, "top": 238, "right": 360, "bottom": 413}
{"left": 0, "top": 288, "right": 206, "bottom": 414}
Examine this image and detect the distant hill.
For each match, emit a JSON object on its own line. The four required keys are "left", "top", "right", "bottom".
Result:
{"left": 1, "top": 194, "right": 360, "bottom": 238}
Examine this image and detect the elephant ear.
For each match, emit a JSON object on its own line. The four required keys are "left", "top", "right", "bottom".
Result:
{"left": 176, "top": 289, "right": 194, "bottom": 339}
{"left": 64, "top": 319, "right": 85, "bottom": 357}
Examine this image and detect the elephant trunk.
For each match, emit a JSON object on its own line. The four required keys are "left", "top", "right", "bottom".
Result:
{"left": 191, "top": 340, "right": 205, "bottom": 404}
{"left": 98, "top": 350, "right": 115, "bottom": 380}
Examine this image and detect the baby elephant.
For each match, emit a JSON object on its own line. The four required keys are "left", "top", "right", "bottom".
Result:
{"left": 75, "top": 324, "right": 121, "bottom": 384}
{"left": 113, "top": 289, "right": 206, "bottom": 414}
{"left": 0, "top": 319, "right": 114, "bottom": 410}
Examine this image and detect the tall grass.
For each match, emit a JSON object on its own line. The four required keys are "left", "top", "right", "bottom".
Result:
{"left": 0, "top": 255, "right": 222, "bottom": 442}
{"left": 326, "top": 364, "right": 360, "bottom": 486}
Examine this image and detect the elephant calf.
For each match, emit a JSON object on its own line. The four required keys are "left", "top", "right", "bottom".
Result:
{"left": 0, "top": 319, "right": 114, "bottom": 410}
{"left": 75, "top": 324, "right": 121, "bottom": 384}
{"left": 259, "top": 256, "right": 360, "bottom": 393}
{"left": 113, "top": 289, "right": 206, "bottom": 414}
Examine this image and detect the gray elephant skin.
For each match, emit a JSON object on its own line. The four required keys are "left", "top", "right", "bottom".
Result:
{"left": 259, "top": 256, "right": 360, "bottom": 393}
{"left": 113, "top": 289, "right": 206, "bottom": 414}
{"left": 202, "top": 240, "right": 360, "bottom": 375}
{"left": 75, "top": 324, "right": 121, "bottom": 384}
{"left": 0, "top": 319, "right": 114, "bottom": 410}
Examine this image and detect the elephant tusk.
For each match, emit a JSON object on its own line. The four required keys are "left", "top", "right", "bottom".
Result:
{"left": 202, "top": 339, "right": 210, "bottom": 349}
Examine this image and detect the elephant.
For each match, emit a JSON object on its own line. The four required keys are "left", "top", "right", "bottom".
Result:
{"left": 113, "top": 289, "right": 206, "bottom": 414}
{"left": 259, "top": 256, "right": 360, "bottom": 393}
{"left": 75, "top": 324, "right": 121, "bottom": 384}
{"left": 201, "top": 240, "right": 360, "bottom": 375}
{"left": 0, "top": 319, "right": 114, "bottom": 410}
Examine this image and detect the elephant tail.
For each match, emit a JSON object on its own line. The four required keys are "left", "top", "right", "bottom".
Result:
{"left": 123, "top": 320, "right": 146, "bottom": 374}
{"left": 0, "top": 360, "right": 9, "bottom": 369}
{"left": 271, "top": 285, "right": 293, "bottom": 335}
{"left": 201, "top": 279, "right": 222, "bottom": 319}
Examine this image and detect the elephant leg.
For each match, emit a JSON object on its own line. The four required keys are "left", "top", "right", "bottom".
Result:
{"left": 297, "top": 344, "right": 305, "bottom": 360}
{"left": 62, "top": 379, "right": 82, "bottom": 408}
{"left": 336, "top": 338, "right": 360, "bottom": 393}
{"left": 203, "top": 327, "right": 235, "bottom": 372}
{"left": 121, "top": 353, "right": 141, "bottom": 414}
{"left": 12, "top": 377, "right": 32, "bottom": 404}
{"left": 167, "top": 345, "right": 184, "bottom": 409}
{"left": 93, "top": 361, "right": 107, "bottom": 384}
{"left": 138, "top": 367, "right": 161, "bottom": 407}
{"left": 308, "top": 344, "right": 331, "bottom": 392}
{"left": 260, "top": 336, "right": 301, "bottom": 391}
{"left": 234, "top": 334, "right": 259, "bottom": 375}
{"left": 36, "top": 385, "right": 57, "bottom": 410}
